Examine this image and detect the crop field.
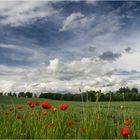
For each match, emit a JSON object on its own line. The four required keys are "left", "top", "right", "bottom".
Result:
{"left": 0, "top": 96, "right": 140, "bottom": 139}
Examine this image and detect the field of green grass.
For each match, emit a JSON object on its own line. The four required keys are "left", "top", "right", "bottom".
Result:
{"left": 0, "top": 96, "right": 140, "bottom": 139}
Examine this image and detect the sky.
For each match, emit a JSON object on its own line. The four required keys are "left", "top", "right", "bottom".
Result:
{"left": 0, "top": 0, "right": 140, "bottom": 94}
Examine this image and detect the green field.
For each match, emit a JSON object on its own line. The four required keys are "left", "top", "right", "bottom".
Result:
{"left": 0, "top": 96, "right": 140, "bottom": 139}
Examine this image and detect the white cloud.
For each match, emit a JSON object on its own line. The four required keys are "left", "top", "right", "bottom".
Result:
{"left": 85, "top": 1, "right": 97, "bottom": 5}
{"left": 0, "top": 55, "right": 140, "bottom": 94}
{"left": 0, "top": 1, "right": 57, "bottom": 26}
{"left": 0, "top": 57, "right": 119, "bottom": 93}
{"left": 59, "top": 12, "right": 95, "bottom": 32}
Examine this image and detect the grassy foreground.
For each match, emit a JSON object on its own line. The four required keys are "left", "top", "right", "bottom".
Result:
{"left": 0, "top": 96, "right": 140, "bottom": 139}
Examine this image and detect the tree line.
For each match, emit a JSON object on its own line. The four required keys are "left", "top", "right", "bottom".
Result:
{"left": 0, "top": 92, "right": 37, "bottom": 98}
{"left": 39, "top": 87, "right": 140, "bottom": 101}
{"left": 0, "top": 87, "right": 140, "bottom": 101}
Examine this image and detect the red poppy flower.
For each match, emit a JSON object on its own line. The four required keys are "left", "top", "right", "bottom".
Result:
{"left": 30, "top": 104, "right": 35, "bottom": 109}
{"left": 42, "top": 102, "right": 51, "bottom": 109}
{"left": 66, "top": 120, "right": 73, "bottom": 128}
{"left": 17, "top": 106, "right": 22, "bottom": 109}
{"left": 121, "top": 127, "right": 132, "bottom": 138}
{"left": 16, "top": 115, "right": 21, "bottom": 119}
{"left": 124, "top": 119, "right": 132, "bottom": 126}
{"left": 35, "top": 101, "right": 39, "bottom": 106}
{"left": 27, "top": 101, "right": 32, "bottom": 106}
{"left": 48, "top": 123, "right": 54, "bottom": 128}
{"left": 52, "top": 107, "right": 57, "bottom": 113}
{"left": 60, "top": 103, "right": 69, "bottom": 110}
{"left": 43, "top": 111, "right": 47, "bottom": 115}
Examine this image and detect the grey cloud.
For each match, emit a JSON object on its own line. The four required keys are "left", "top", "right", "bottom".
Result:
{"left": 125, "top": 47, "right": 131, "bottom": 52}
{"left": 99, "top": 51, "right": 122, "bottom": 61}
{"left": 88, "top": 46, "right": 96, "bottom": 52}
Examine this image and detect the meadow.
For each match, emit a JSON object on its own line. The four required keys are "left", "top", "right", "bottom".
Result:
{"left": 0, "top": 96, "right": 140, "bottom": 139}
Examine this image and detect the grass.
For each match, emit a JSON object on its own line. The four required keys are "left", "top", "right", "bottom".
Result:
{"left": 0, "top": 96, "right": 140, "bottom": 139}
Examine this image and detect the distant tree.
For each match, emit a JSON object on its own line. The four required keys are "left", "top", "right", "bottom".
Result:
{"left": 13, "top": 93, "right": 17, "bottom": 97}
{"left": 34, "top": 94, "right": 38, "bottom": 98}
{"left": 0, "top": 92, "right": 3, "bottom": 96}
{"left": 8, "top": 92, "right": 12, "bottom": 96}
{"left": 38, "top": 87, "right": 140, "bottom": 101}
{"left": 53, "top": 93, "right": 62, "bottom": 100}
{"left": 62, "top": 93, "right": 74, "bottom": 101}
{"left": 25, "top": 92, "right": 33, "bottom": 98}
{"left": 18, "top": 92, "right": 26, "bottom": 97}
{"left": 131, "top": 88, "right": 138, "bottom": 93}
{"left": 117, "top": 87, "right": 131, "bottom": 94}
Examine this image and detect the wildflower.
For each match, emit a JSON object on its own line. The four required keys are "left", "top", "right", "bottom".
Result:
{"left": 96, "top": 114, "right": 100, "bottom": 120}
{"left": 5, "top": 112, "right": 9, "bottom": 115}
{"left": 43, "top": 111, "right": 47, "bottom": 115}
{"left": 48, "top": 123, "right": 54, "bottom": 128}
{"left": 52, "top": 107, "right": 57, "bottom": 113}
{"left": 42, "top": 102, "right": 51, "bottom": 109}
{"left": 37, "top": 113, "right": 41, "bottom": 119}
{"left": 29, "top": 114, "right": 34, "bottom": 118}
{"left": 17, "top": 106, "right": 22, "bottom": 109}
{"left": 121, "top": 127, "right": 132, "bottom": 138}
{"left": 42, "top": 125, "right": 46, "bottom": 129}
{"left": 60, "top": 103, "right": 69, "bottom": 110}
{"left": 30, "top": 104, "right": 35, "bottom": 109}
{"left": 27, "top": 101, "right": 32, "bottom": 106}
{"left": 9, "top": 108, "right": 14, "bottom": 112}
{"left": 16, "top": 115, "right": 21, "bottom": 119}
{"left": 124, "top": 119, "right": 132, "bottom": 126}
{"left": 35, "top": 101, "right": 39, "bottom": 106}
{"left": 20, "top": 120, "right": 26, "bottom": 123}
{"left": 80, "top": 128, "right": 86, "bottom": 133}
{"left": 66, "top": 120, "right": 73, "bottom": 128}
{"left": 120, "top": 105, "right": 124, "bottom": 109}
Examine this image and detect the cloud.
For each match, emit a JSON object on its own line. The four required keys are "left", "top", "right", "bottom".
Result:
{"left": 125, "top": 47, "right": 131, "bottom": 52}
{"left": 0, "top": 1, "right": 140, "bottom": 94}
{"left": 0, "top": 43, "right": 46, "bottom": 64}
{"left": 0, "top": 1, "right": 57, "bottom": 26}
{"left": 59, "top": 12, "right": 95, "bottom": 32}
{"left": 99, "top": 51, "right": 122, "bottom": 61}
{"left": 0, "top": 56, "right": 140, "bottom": 94}
{"left": 88, "top": 46, "right": 96, "bottom": 52}
{"left": 85, "top": 1, "right": 97, "bottom": 5}
{"left": 0, "top": 57, "right": 116, "bottom": 93}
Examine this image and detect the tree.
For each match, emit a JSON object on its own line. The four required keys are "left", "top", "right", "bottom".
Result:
{"left": 25, "top": 92, "right": 33, "bottom": 98}
{"left": 131, "top": 88, "right": 138, "bottom": 93}
{"left": 18, "top": 92, "right": 26, "bottom": 97}
{"left": 34, "top": 94, "right": 38, "bottom": 98}
{"left": 8, "top": 92, "right": 12, "bottom": 96}
{"left": 13, "top": 93, "right": 17, "bottom": 97}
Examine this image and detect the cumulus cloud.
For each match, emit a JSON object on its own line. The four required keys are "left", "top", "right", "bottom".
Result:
{"left": 0, "top": 57, "right": 116, "bottom": 93}
{"left": 0, "top": 56, "right": 140, "bottom": 94}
